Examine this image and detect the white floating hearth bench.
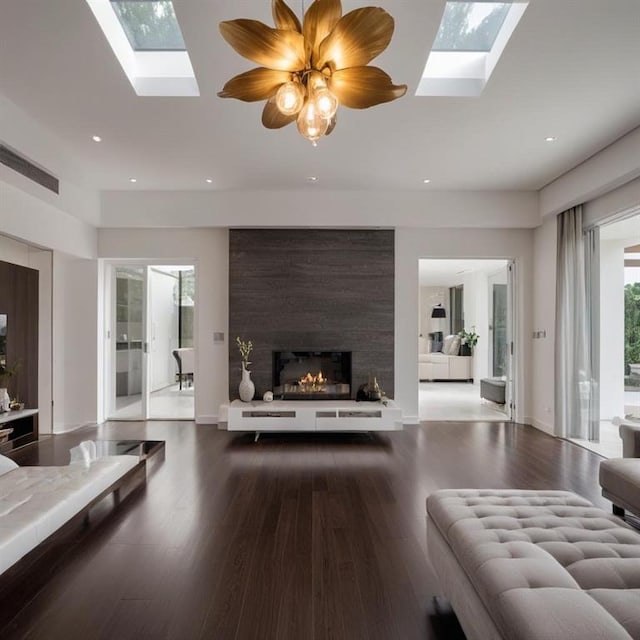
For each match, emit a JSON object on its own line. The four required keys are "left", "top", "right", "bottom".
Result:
{"left": 224, "top": 400, "right": 403, "bottom": 437}
{"left": 0, "top": 440, "right": 165, "bottom": 577}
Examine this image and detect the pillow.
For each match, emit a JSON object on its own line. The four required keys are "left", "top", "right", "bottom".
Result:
{"left": 442, "top": 335, "right": 456, "bottom": 354}
{"left": 442, "top": 335, "right": 461, "bottom": 355}
{"left": 0, "top": 454, "right": 19, "bottom": 476}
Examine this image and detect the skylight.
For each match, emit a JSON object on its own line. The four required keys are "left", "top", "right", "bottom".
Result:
{"left": 416, "top": 1, "right": 528, "bottom": 98}
{"left": 86, "top": 0, "right": 199, "bottom": 96}
{"left": 433, "top": 2, "right": 511, "bottom": 52}
{"left": 110, "top": 1, "right": 186, "bottom": 51}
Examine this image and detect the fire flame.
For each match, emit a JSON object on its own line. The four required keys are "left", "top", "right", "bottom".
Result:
{"left": 300, "top": 371, "right": 325, "bottom": 385}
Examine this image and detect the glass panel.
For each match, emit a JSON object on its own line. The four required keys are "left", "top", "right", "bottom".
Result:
{"left": 0, "top": 315, "right": 6, "bottom": 367}
{"left": 449, "top": 285, "right": 464, "bottom": 335}
{"left": 433, "top": 2, "right": 511, "bottom": 52}
{"left": 112, "top": 267, "right": 145, "bottom": 419}
{"left": 148, "top": 266, "right": 195, "bottom": 419}
{"left": 178, "top": 269, "right": 195, "bottom": 349}
{"left": 625, "top": 251, "right": 640, "bottom": 416}
{"left": 110, "top": 1, "right": 186, "bottom": 51}
{"left": 492, "top": 284, "right": 508, "bottom": 377}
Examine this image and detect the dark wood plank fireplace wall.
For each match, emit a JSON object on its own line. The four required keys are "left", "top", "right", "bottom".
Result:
{"left": 229, "top": 229, "right": 394, "bottom": 401}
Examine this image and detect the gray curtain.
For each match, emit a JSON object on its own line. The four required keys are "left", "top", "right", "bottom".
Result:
{"left": 584, "top": 226, "right": 600, "bottom": 441}
{"left": 555, "top": 205, "right": 598, "bottom": 439}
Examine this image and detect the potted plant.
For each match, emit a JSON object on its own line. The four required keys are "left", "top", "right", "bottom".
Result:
{"left": 236, "top": 337, "right": 255, "bottom": 402}
{"left": 458, "top": 327, "right": 479, "bottom": 356}
{"left": 0, "top": 361, "right": 19, "bottom": 412}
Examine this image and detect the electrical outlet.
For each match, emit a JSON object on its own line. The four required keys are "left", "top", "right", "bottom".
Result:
{"left": 213, "top": 332, "right": 225, "bottom": 343}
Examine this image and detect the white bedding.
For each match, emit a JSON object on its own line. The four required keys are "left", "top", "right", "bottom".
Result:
{"left": 0, "top": 455, "right": 139, "bottom": 574}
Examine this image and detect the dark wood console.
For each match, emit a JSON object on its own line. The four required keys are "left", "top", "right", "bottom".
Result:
{"left": 0, "top": 409, "right": 38, "bottom": 453}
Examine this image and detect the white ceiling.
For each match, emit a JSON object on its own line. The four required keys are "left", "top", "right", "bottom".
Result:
{"left": 419, "top": 258, "right": 508, "bottom": 286}
{"left": 0, "top": 0, "right": 639, "bottom": 194}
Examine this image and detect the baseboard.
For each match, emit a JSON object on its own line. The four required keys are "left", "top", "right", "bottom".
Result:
{"left": 403, "top": 415, "right": 419, "bottom": 425}
{"left": 53, "top": 421, "right": 95, "bottom": 434}
{"left": 196, "top": 414, "right": 218, "bottom": 425}
{"left": 525, "top": 417, "right": 555, "bottom": 436}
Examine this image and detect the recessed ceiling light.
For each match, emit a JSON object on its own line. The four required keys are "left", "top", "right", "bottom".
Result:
{"left": 307, "top": 176, "right": 318, "bottom": 182}
{"left": 205, "top": 178, "right": 213, "bottom": 184}
{"left": 545, "top": 136, "right": 557, "bottom": 142}
{"left": 92, "top": 135, "right": 102, "bottom": 142}
{"left": 423, "top": 179, "right": 431, "bottom": 184}
{"left": 129, "top": 178, "right": 137, "bottom": 183}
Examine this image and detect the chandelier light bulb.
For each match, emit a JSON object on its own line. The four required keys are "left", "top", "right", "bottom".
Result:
{"left": 314, "top": 86, "right": 339, "bottom": 120}
{"left": 275, "top": 80, "right": 305, "bottom": 116}
{"left": 307, "top": 71, "right": 338, "bottom": 120}
{"left": 296, "top": 99, "right": 329, "bottom": 145}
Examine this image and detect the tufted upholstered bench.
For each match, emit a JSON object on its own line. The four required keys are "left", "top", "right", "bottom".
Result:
{"left": 600, "top": 420, "right": 640, "bottom": 518}
{"left": 427, "top": 489, "right": 640, "bottom": 640}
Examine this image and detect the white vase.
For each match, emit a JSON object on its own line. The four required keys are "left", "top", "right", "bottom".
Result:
{"left": 0, "top": 388, "right": 10, "bottom": 413}
{"left": 238, "top": 363, "right": 255, "bottom": 402}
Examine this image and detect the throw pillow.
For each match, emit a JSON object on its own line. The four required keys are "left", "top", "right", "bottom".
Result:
{"left": 442, "top": 335, "right": 455, "bottom": 354}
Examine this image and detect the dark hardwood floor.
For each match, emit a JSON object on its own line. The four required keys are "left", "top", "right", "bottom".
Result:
{"left": 0, "top": 421, "right": 608, "bottom": 640}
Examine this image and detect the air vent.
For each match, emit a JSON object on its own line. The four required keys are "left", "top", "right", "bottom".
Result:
{"left": 0, "top": 145, "right": 59, "bottom": 194}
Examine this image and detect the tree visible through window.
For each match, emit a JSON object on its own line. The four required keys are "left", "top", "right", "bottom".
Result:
{"left": 625, "top": 282, "right": 640, "bottom": 388}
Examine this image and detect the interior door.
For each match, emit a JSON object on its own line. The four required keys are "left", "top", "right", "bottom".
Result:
{"left": 108, "top": 265, "right": 149, "bottom": 420}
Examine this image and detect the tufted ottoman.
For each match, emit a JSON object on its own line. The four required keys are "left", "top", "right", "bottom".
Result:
{"left": 427, "top": 489, "right": 640, "bottom": 640}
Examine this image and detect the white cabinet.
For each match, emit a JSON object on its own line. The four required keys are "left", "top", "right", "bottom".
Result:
{"left": 448, "top": 357, "right": 472, "bottom": 380}
{"left": 225, "top": 400, "right": 403, "bottom": 433}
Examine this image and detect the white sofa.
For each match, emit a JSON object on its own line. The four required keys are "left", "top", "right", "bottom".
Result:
{"left": 0, "top": 450, "right": 140, "bottom": 575}
{"left": 418, "top": 335, "right": 473, "bottom": 381}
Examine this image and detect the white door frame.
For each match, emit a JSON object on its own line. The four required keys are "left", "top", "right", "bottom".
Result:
{"left": 101, "top": 259, "right": 196, "bottom": 421}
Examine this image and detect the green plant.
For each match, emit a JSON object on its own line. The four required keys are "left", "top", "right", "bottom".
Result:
{"left": 0, "top": 361, "right": 20, "bottom": 388}
{"left": 625, "top": 282, "right": 640, "bottom": 369}
{"left": 458, "top": 327, "right": 479, "bottom": 349}
{"left": 236, "top": 337, "right": 253, "bottom": 368}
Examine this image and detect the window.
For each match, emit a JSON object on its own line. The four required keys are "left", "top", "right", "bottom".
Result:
{"left": 433, "top": 2, "right": 511, "bottom": 52}
{"left": 416, "top": 1, "right": 528, "bottom": 97}
{"left": 110, "top": 1, "right": 186, "bottom": 51}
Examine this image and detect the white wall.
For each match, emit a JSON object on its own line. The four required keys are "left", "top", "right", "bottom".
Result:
{"left": 0, "top": 235, "right": 53, "bottom": 434}
{"left": 0, "top": 96, "right": 101, "bottom": 226}
{"left": 462, "top": 271, "right": 490, "bottom": 383}
{"left": 98, "top": 228, "right": 228, "bottom": 424}
{"left": 150, "top": 268, "right": 179, "bottom": 392}
{"left": 419, "top": 286, "right": 448, "bottom": 340}
{"left": 100, "top": 190, "right": 540, "bottom": 229}
{"left": 600, "top": 239, "right": 627, "bottom": 419}
{"left": 1, "top": 178, "right": 97, "bottom": 258}
{"left": 396, "top": 228, "right": 533, "bottom": 424}
{"left": 52, "top": 251, "right": 98, "bottom": 432}
{"left": 529, "top": 215, "right": 557, "bottom": 434}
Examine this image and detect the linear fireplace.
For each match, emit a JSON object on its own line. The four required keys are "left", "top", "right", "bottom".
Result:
{"left": 273, "top": 351, "right": 352, "bottom": 400}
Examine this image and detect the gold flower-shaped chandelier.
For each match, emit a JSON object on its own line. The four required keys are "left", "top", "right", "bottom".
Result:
{"left": 218, "top": 0, "right": 407, "bottom": 145}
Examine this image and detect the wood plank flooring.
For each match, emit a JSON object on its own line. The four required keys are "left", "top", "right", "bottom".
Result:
{"left": 0, "top": 421, "right": 608, "bottom": 640}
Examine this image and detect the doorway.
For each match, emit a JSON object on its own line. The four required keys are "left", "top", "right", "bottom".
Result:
{"left": 106, "top": 263, "right": 195, "bottom": 420}
{"left": 418, "top": 258, "right": 515, "bottom": 421}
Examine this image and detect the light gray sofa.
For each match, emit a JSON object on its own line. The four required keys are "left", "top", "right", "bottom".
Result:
{"left": 600, "top": 421, "right": 640, "bottom": 518}
{"left": 427, "top": 489, "right": 640, "bottom": 640}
